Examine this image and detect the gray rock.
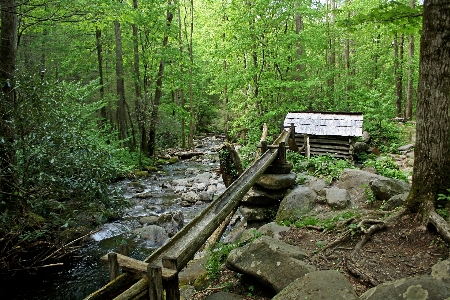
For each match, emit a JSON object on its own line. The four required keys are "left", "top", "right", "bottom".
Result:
{"left": 273, "top": 270, "right": 358, "bottom": 300}
{"left": 195, "top": 172, "right": 212, "bottom": 181}
{"left": 397, "top": 143, "right": 414, "bottom": 152}
{"left": 255, "top": 173, "right": 297, "bottom": 190}
{"left": 258, "top": 222, "right": 290, "bottom": 240}
{"left": 369, "top": 177, "right": 410, "bottom": 201}
{"left": 276, "top": 186, "right": 317, "bottom": 222}
{"left": 336, "top": 169, "right": 410, "bottom": 205}
{"left": 241, "top": 186, "right": 287, "bottom": 205}
{"left": 353, "top": 142, "right": 370, "bottom": 154}
{"left": 381, "top": 193, "right": 408, "bottom": 211}
{"left": 360, "top": 275, "right": 450, "bottom": 300}
{"left": 264, "top": 161, "right": 293, "bottom": 174}
{"left": 239, "top": 205, "right": 277, "bottom": 221}
{"left": 325, "top": 187, "right": 351, "bottom": 209}
{"left": 181, "top": 191, "right": 199, "bottom": 203}
{"left": 139, "top": 215, "right": 158, "bottom": 225}
{"left": 431, "top": 259, "right": 450, "bottom": 283}
{"left": 133, "top": 225, "right": 168, "bottom": 245}
{"left": 178, "top": 256, "right": 208, "bottom": 286}
{"left": 204, "top": 292, "right": 244, "bottom": 300}
{"left": 198, "top": 190, "right": 214, "bottom": 201}
{"left": 308, "top": 179, "right": 327, "bottom": 196}
{"left": 362, "top": 131, "right": 371, "bottom": 143}
{"left": 156, "top": 210, "right": 184, "bottom": 237}
{"left": 226, "top": 236, "right": 313, "bottom": 293}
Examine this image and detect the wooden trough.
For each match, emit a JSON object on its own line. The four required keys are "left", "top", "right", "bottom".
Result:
{"left": 284, "top": 112, "right": 363, "bottom": 159}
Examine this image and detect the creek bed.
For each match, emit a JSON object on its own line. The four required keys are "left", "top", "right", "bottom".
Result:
{"left": 0, "top": 136, "right": 224, "bottom": 299}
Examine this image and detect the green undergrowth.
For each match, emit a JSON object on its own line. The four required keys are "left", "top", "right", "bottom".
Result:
{"left": 278, "top": 210, "right": 362, "bottom": 232}
{"left": 288, "top": 152, "right": 355, "bottom": 183}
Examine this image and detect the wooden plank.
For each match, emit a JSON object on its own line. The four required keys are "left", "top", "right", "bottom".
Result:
{"left": 295, "top": 137, "right": 350, "bottom": 146}
{"left": 100, "top": 253, "right": 177, "bottom": 280}
{"left": 84, "top": 273, "right": 140, "bottom": 300}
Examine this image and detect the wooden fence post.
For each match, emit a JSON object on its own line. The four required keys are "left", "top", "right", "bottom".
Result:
{"left": 261, "top": 141, "right": 268, "bottom": 153}
{"left": 147, "top": 264, "right": 163, "bottom": 300}
{"left": 290, "top": 123, "right": 295, "bottom": 139}
{"left": 120, "top": 244, "right": 130, "bottom": 256}
{"left": 163, "top": 257, "right": 180, "bottom": 300}
{"left": 278, "top": 142, "right": 286, "bottom": 164}
{"left": 108, "top": 253, "right": 120, "bottom": 281}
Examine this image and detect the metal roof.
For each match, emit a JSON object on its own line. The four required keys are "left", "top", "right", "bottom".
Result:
{"left": 284, "top": 112, "right": 363, "bottom": 137}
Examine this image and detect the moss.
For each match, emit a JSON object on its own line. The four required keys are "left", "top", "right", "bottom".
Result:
{"left": 168, "top": 156, "right": 179, "bottom": 164}
{"left": 134, "top": 170, "right": 149, "bottom": 177}
{"left": 193, "top": 273, "right": 209, "bottom": 291}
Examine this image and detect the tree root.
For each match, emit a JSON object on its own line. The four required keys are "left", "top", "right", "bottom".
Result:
{"left": 345, "top": 255, "right": 379, "bottom": 287}
{"left": 428, "top": 210, "right": 450, "bottom": 243}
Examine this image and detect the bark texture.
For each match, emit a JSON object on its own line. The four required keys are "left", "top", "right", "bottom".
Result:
{"left": 405, "top": 0, "right": 450, "bottom": 219}
{"left": 0, "top": 0, "right": 18, "bottom": 204}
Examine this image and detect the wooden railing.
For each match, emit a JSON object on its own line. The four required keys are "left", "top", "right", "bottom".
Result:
{"left": 84, "top": 128, "right": 291, "bottom": 300}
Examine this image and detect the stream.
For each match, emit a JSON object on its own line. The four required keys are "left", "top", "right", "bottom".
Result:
{"left": 0, "top": 135, "right": 225, "bottom": 300}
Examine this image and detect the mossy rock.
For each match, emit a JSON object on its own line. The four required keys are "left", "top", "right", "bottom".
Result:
{"left": 193, "top": 272, "right": 209, "bottom": 291}
{"left": 145, "top": 166, "right": 159, "bottom": 172}
{"left": 27, "top": 213, "right": 47, "bottom": 225}
{"left": 168, "top": 156, "right": 180, "bottom": 164}
{"left": 134, "top": 170, "right": 149, "bottom": 177}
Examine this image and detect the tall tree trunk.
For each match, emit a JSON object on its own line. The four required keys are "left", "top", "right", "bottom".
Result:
{"left": 0, "top": 0, "right": 18, "bottom": 208}
{"left": 148, "top": 1, "right": 174, "bottom": 156}
{"left": 95, "top": 28, "right": 107, "bottom": 122}
{"left": 394, "top": 33, "right": 404, "bottom": 118}
{"left": 405, "top": 0, "right": 415, "bottom": 120}
{"left": 295, "top": 2, "right": 304, "bottom": 81}
{"left": 405, "top": 0, "right": 450, "bottom": 220}
{"left": 132, "top": 0, "right": 145, "bottom": 155}
{"left": 176, "top": 2, "right": 186, "bottom": 149}
{"left": 327, "top": 0, "right": 336, "bottom": 104}
{"left": 188, "top": 0, "right": 195, "bottom": 149}
{"left": 114, "top": 18, "right": 128, "bottom": 147}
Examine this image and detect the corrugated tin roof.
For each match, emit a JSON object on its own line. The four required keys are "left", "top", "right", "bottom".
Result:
{"left": 284, "top": 112, "right": 363, "bottom": 137}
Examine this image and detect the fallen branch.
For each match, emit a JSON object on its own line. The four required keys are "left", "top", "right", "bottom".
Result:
{"left": 41, "top": 229, "right": 99, "bottom": 262}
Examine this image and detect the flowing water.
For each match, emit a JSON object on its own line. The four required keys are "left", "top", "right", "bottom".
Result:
{"left": 0, "top": 136, "right": 224, "bottom": 299}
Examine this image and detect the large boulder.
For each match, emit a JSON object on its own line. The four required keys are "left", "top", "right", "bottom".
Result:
{"left": 156, "top": 210, "right": 184, "bottom": 237}
{"left": 258, "top": 222, "right": 290, "bottom": 240}
{"left": 133, "top": 225, "right": 168, "bottom": 245}
{"left": 325, "top": 187, "right": 351, "bottom": 209}
{"left": 239, "top": 205, "right": 277, "bottom": 221}
{"left": 275, "top": 186, "right": 317, "bottom": 222}
{"left": 226, "top": 236, "right": 314, "bottom": 293}
{"left": 369, "top": 177, "right": 410, "bottom": 201}
{"left": 335, "top": 169, "right": 410, "bottom": 205}
{"left": 381, "top": 193, "right": 408, "bottom": 211}
{"left": 360, "top": 275, "right": 450, "bottom": 300}
{"left": 255, "top": 173, "right": 297, "bottom": 190}
{"left": 273, "top": 270, "right": 358, "bottom": 300}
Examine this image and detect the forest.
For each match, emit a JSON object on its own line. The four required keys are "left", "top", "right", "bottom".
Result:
{"left": 1, "top": 0, "right": 450, "bottom": 286}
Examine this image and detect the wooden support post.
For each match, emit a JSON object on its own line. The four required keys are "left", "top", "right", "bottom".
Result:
{"left": 306, "top": 135, "right": 310, "bottom": 159}
{"left": 108, "top": 252, "right": 120, "bottom": 281}
{"left": 147, "top": 264, "right": 163, "bottom": 300}
{"left": 278, "top": 142, "right": 286, "bottom": 164}
{"left": 261, "top": 141, "right": 268, "bottom": 153}
{"left": 162, "top": 257, "right": 180, "bottom": 300}
{"left": 290, "top": 123, "right": 295, "bottom": 139}
{"left": 120, "top": 244, "right": 130, "bottom": 256}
